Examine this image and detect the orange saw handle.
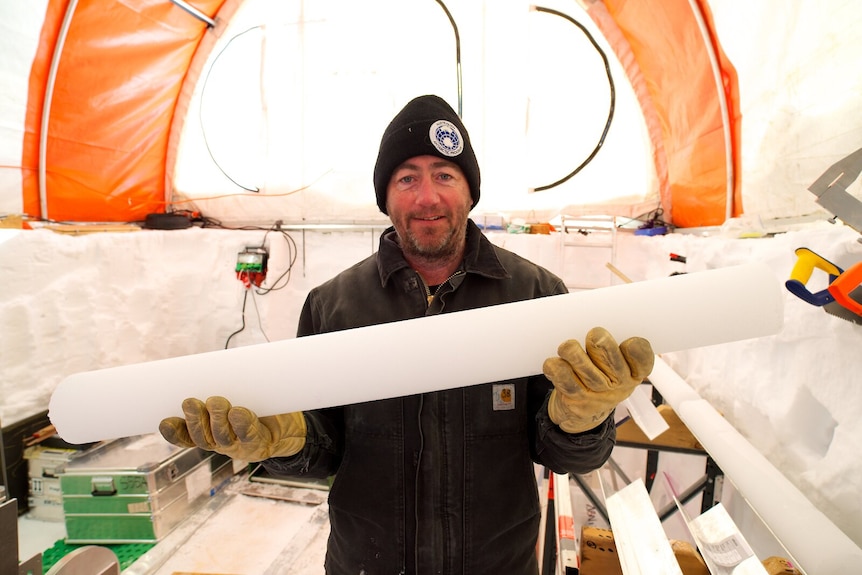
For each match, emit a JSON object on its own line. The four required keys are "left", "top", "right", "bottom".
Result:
{"left": 828, "top": 261, "right": 862, "bottom": 315}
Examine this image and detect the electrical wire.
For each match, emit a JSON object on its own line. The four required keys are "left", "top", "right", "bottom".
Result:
{"left": 434, "top": 0, "right": 463, "bottom": 117}
{"left": 199, "top": 25, "right": 263, "bottom": 193}
{"left": 248, "top": 287, "right": 271, "bottom": 342}
{"left": 255, "top": 224, "right": 299, "bottom": 294}
{"left": 414, "top": 395, "right": 425, "bottom": 572}
{"left": 224, "top": 288, "right": 249, "bottom": 349}
{"left": 222, "top": 284, "right": 272, "bottom": 348}
{"left": 532, "top": 6, "right": 616, "bottom": 192}
{"left": 222, "top": 221, "right": 297, "bottom": 348}
{"left": 168, "top": 177, "right": 322, "bottom": 208}
{"left": 165, "top": 170, "right": 333, "bottom": 219}
{"left": 617, "top": 207, "right": 673, "bottom": 232}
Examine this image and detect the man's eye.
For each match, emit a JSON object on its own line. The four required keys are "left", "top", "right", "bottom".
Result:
{"left": 399, "top": 175, "right": 415, "bottom": 184}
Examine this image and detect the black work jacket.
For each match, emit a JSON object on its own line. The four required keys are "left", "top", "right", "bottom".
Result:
{"left": 263, "top": 220, "right": 615, "bottom": 575}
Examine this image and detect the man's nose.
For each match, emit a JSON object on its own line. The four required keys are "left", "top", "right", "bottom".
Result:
{"left": 414, "top": 176, "right": 440, "bottom": 205}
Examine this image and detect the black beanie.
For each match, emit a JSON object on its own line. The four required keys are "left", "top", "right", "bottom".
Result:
{"left": 373, "top": 95, "right": 480, "bottom": 215}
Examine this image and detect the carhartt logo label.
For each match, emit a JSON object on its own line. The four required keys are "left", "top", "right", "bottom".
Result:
{"left": 492, "top": 383, "right": 515, "bottom": 411}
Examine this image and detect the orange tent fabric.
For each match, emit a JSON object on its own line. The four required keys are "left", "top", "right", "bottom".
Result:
{"left": 22, "top": 0, "right": 227, "bottom": 222}
{"left": 586, "top": 0, "right": 742, "bottom": 227}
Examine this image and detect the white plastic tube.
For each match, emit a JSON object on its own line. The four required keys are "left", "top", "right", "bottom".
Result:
{"left": 49, "top": 263, "right": 783, "bottom": 444}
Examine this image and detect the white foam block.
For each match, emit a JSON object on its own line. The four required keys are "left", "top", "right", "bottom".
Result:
{"left": 621, "top": 386, "right": 670, "bottom": 440}
{"left": 49, "top": 263, "right": 783, "bottom": 444}
{"left": 602, "top": 477, "right": 684, "bottom": 575}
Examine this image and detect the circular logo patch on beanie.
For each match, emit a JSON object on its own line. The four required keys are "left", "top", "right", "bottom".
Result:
{"left": 429, "top": 120, "right": 463, "bottom": 157}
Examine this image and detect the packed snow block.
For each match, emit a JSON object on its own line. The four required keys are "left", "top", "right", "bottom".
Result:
{"left": 49, "top": 263, "right": 783, "bottom": 444}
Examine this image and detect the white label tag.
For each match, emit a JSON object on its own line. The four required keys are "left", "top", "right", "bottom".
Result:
{"left": 702, "top": 534, "right": 753, "bottom": 567}
{"left": 127, "top": 501, "right": 151, "bottom": 514}
{"left": 492, "top": 384, "right": 515, "bottom": 411}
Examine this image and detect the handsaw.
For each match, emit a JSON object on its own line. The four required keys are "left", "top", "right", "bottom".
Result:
{"left": 785, "top": 247, "right": 862, "bottom": 324}
{"left": 808, "top": 147, "right": 862, "bottom": 234}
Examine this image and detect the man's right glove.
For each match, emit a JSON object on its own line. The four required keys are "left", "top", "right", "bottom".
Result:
{"left": 159, "top": 396, "right": 306, "bottom": 462}
{"left": 543, "top": 326, "right": 655, "bottom": 434}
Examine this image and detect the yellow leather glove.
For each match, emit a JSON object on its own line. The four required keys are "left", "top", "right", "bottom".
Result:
{"left": 543, "top": 327, "right": 655, "bottom": 434}
{"left": 159, "top": 396, "right": 306, "bottom": 462}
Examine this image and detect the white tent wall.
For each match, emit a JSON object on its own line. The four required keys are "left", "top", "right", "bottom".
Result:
{"left": 0, "top": 0, "right": 49, "bottom": 215}
{"left": 171, "top": 0, "right": 469, "bottom": 223}
{"left": 167, "top": 0, "right": 862, "bottom": 225}
{"left": 710, "top": 0, "right": 862, "bottom": 221}
{"left": 170, "top": 0, "right": 659, "bottom": 224}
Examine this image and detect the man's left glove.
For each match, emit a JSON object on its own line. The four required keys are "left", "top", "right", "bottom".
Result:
{"left": 543, "top": 327, "right": 655, "bottom": 434}
{"left": 159, "top": 396, "right": 306, "bottom": 462}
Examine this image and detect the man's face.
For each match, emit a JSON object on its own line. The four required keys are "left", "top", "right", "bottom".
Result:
{"left": 385, "top": 155, "right": 473, "bottom": 261}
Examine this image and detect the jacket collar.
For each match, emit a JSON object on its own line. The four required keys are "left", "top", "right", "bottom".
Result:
{"left": 376, "top": 219, "right": 510, "bottom": 287}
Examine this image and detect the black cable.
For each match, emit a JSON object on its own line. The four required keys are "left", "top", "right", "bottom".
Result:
{"left": 414, "top": 395, "right": 425, "bottom": 572}
{"left": 255, "top": 225, "right": 298, "bottom": 294}
{"left": 197, "top": 215, "right": 224, "bottom": 228}
{"left": 619, "top": 207, "right": 671, "bottom": 231}
{"left": 195, "top": 219, "right": 298, "bottom": 292}
{"left": 225, "top": 223, "right": 294, "bottom": 348}
{"left": 532, "top": 6, "right": 616, "bottom": 192}
{"left": 434, "top": 0, "right": 463, "bottom": 117}
{"left": 224, "top": 287, "right": 249, "bottom": 349}
{"left": 199, "top": 25, "right": 263, "bottom": 193}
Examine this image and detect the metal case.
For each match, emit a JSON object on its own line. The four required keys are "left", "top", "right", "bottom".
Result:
{"left": 58, "top": 434, "right": 234, "bottom": 543}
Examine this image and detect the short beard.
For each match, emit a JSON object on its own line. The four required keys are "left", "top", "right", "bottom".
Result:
{"left": 401, "top": 224, "right": 464, "bottom": 262}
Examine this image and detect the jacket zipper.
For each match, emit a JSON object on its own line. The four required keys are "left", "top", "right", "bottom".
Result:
{"left": 424, "top": 270, "right": 464, "bottom": 306}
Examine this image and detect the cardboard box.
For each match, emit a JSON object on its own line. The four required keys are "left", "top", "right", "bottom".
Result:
{"left": 579, "top": 526, "right": 709, "bottom": 575}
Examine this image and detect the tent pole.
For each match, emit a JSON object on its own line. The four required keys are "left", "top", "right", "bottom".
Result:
{"left": 38, "top": 0, "right": 79, "bottom": 221}
{"left": 687, "top": 0, "right": 734, "bottom": 223}
{"left": 169, "top": 0, "right": 216, "bottom": 27}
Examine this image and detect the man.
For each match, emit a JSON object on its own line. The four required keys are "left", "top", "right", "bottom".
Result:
{"left": 160, "top": 95, "right": 654, "bottom": 574}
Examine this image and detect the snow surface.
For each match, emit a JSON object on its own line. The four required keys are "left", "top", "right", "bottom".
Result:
{"left": 3, "top": 219, "right": 861, "bottom": 566}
